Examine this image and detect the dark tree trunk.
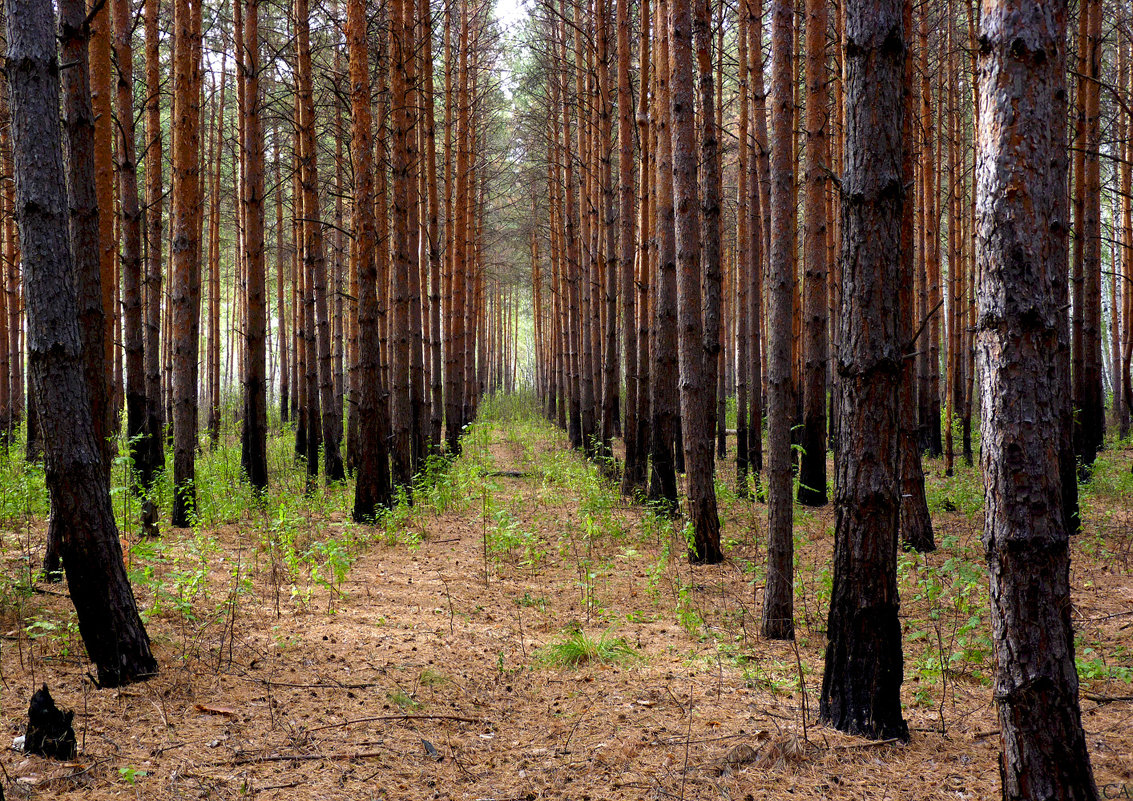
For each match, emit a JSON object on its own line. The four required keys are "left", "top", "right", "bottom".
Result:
{"left": 898, "top": 0, "right": 933, "bottom": 553}
{"left": 797, "top": 0, "right": 828, "bottom": 508}
{"left": 617, "top": 0, "right": 639, "bottom": 494}
{"left": 7, "top": 0, "right": 157, "bottom": 686}
{"left": 670, "top": 0, "right": 721, "bottom": 563}
{"left": 47, "top": 0, "right": 108, "bottom": 574}
{"left": 295, "top": 0, "right": 343, "bottom": 484}
{"left": 240, "top": 0, "right": 268, "bottom": 491}
{"left": 735, "top": 0, "right": 750, "bottom": 493}
{"left": 819, "top": 0, "right": 908, "bottom": 742}
{"left": 142, "top": 0, "right": 165, "bottom": 525}
{"left": 762, "top": 0, "right": 795, "bottom": 640}
{"left": 746, "top": 0, "right": 764, "bottom": 483}
{"left": 648, "top": 0, "right": 680, "bottom": 513}
{"left": 389, "top": 0, "right": 414, "bottom": 487}
{"left": 975, "top": 2, "right": 1098, "bottom": 797}
{"left": 170, "top": 0, "right": 202, "bottom": 529}
{"left": 113, "top": 0, "right": 144, "bottom": 501}
{"left": 1075, "top": 0, "right": 1104, "bottom": 469}
{"left": 694, "top": 0, "right": 722, "bottom": 474}
{"left": 348, "top": 0, "right": 392, "bottom": 519}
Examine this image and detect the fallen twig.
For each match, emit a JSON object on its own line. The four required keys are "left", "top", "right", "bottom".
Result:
{"left": 1084, "top": 692, "right": 1133, "bottom": 705}
{"left": 221, "top": 750, "right": 385, "bottom": 767}
{"left": 829, "top": 737, "right": 902, "bottom": 750}
{"left": 304, "top": 713, "right": 482, "bottom": 733}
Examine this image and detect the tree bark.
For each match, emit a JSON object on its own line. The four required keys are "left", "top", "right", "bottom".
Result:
{"left": 898, "top": 0, "right": 933, "bottom": 553}
{"left": 617, "top": 0, "right": 639, "bottom": 493}
{"left": 170, "top": 0, "right": 203, "bottom": 528}
{"left": 819, "top": 0, "right": 908, "bottom": 742}
{"left": 113, "top": 0, "right": 144, "bottom": 494}
{"left": 348, "top": 0, "right": 392, "bottom": 519}
{"left": 295, "top": 0, "right": 343, "bottom": 483}
{"left": 241, "top": 0, "right": 267, "bottom": 490}
{"left": 47, "top": 0, "right": 110, "bottom": 572}
{"left": 648, "top": 0, "right": 679, "bottom": 513}
{"left": 762, "top": 0, "right": 795, "bottom": 640}
{"left": 975, "top": 3, "right": 1099, "bottom": 796}
{"left": 7, "top": 0, "right": 157, "bottom": 686}
{"left": 798, "top": 0, "right": 828, "bottom": 508}
{"left": 671, "top": 0, "right": 721, "bottom": 563}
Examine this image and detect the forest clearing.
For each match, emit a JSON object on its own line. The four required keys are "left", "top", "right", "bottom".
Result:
{"left": 1, "top": 397, "right": 1131, "bottom": 799}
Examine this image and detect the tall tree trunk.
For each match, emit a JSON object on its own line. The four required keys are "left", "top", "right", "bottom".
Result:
{"left": 241, "top": 0, "right": 267, "bottom": 490}
{"left": 671, "top": 0, "right": 721, "bottom": 563}
{"left": 7, "top": 0, "right": 158, "bottom": 686}
{"left": 389, "top": 0, "right": 414, "bottom": 486}
{"left": 599, "top": 1, "right": 618, "bottom": 461}
{"left": 276, "top": 132, "right": 290, "bottom": 426}
{"left": 798, "top": 0, "right": 828, "bottom": 507}
{"left": 899, "top": 0, "right": 933, "bottom": 552}
{"left": 975, "top": 3, "right": 1098, "bottom": 796}
{"left": 47, "top": 0, "right": 110, "bottom": 572}
{"left": 295, "top": 0, "right": 343, "bottom": 482}
{"left": 348, "top": 0, "right": 392, "bottom": 518}
{"left": 206, "top": 62, "right": 226, "bottom": 447}
{"left": 648, "top": 0, "right": 679, "bottom": 512}
{"left": 696, "top": 0, "right": 722, "bottom": 462}
{"left": 90, "top": 0, "right": 116, "bottom": 427}
{"left": 627, "top": 0, "right": 651, "bottom": 494}
{"left": 819, "top": 0, "right": 908, "bottom": 741}
{"left": 746, "top": 0, "right": 764, "bottom": 481}
{"left": 404, "top": 0, "right": 426, "bottom": 472}
{"left": 617, "top": 0, "right": 638, "bottom": 492}
{"left": 1076, "top": 0, "right": 1104, "bottom": 468}
{"left": 422, "top": 0, "right": 443, "bottom": 454}
{"left": 170, "top": 0, "right": 203, "bottom": 528}
{"left": 918, "top": 3, "right": 943, "bottom": 457}
{"left": 735, "top": 1, "right": 750, "bottom": 493}
{"left": 113, "top": 0, "right": 144, "bottom": 490}
{"left": 944, "top": 5, "right": 959, "bottom": 478}
{"left": 762, "top": 0, "right": 795, "bottom": 640}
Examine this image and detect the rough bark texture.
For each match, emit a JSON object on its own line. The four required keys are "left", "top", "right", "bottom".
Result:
{"left": 241, "top": 0, "right": 267, "bottom": 491}
{"left": 670, "top": 0, "right": 721, "bottom": 564}
{"left": 735, "top": 4, "right": 750, "bottom": 493}
{"left": 819, "top": 0, "right": 908, "bottom": 742}
{"left": 694, "top": 0, "right": 721, "bottom": 475}
{"left": 648, "top": 0, "right": 679, "bottom": 513}
{"left": 898, "top": 0, "right": 933, "bottom": 553}
{"left": 798, "top": 0, "right": 828, "bottom": 508}
{"left": 7, "top": 0, "right": 157, "bottom": 686}
{"left": 762, "top": 0, "right": 795, "bottom": 640}
{"left": 348, "top": 0, "right": 392, "bottom": 519}
{"left": 745, "top": 0, "right": 763, "bottom": 481}
{"left": 113, "top": 0, "right": 144, "bottom": 501}
{"left": 142, "top": 0, "right": 164, "bottom": 492}
{"left": 975, "top": 3, "right": 1099, "bottom": 798}
{"left": 422, "top": 0, "right": 443, "bottom": 455}
{"left": 1075, "top": 0, "right": 1104, "bottom": 468}
{"left": 296, "top": 0, "right": 342, "bottom": 484}
{"left": 389, "top": 0, "right": 414, "bottom": 487}
{"left": 90, "top": 0, "right": 116, "bottom": 420}
{"left": 170, "top": 0, "right": 202, "bottom": 528}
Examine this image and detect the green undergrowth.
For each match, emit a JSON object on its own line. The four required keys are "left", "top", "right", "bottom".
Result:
{"left": 537, "top": 625, "right": 637, "bottom": 667}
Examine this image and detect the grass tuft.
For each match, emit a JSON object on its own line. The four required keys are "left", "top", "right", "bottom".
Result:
{"left": 538, "top": 626, "right": 637, "bottom": 667}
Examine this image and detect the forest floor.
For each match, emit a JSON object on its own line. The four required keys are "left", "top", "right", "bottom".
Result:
{"left": 1, "top": 395, "right": 1132, "bottom": 800}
